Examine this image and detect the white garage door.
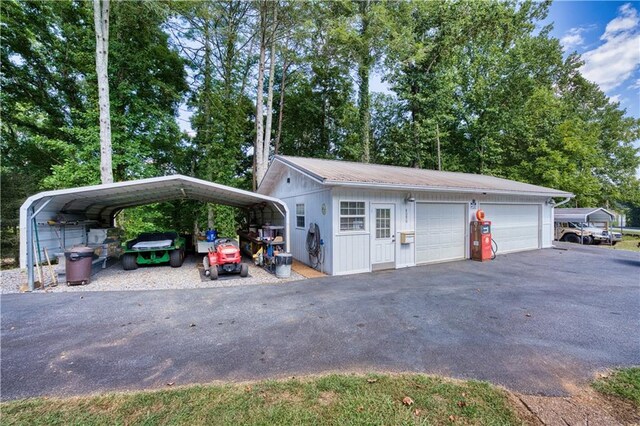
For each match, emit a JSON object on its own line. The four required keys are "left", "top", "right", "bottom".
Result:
{"left": 481, "top": 204, "right": 539, "bottom": 253}
{"left": 416, "top": 203, "right": 466, "bottom": 264}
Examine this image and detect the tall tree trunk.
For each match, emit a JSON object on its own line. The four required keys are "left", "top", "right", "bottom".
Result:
{"left": 436, "top": 122, "right": 441, "bottom": 171}
{"left": 274, "top": 58, "right": 289, "bottom": 155}
{"left": 93, "top": 0, "right": 113, "bottom": 184}
{"left": 358, "top": 0, "right": 371, "bottom": 163}
{"left": 262, "top": 5, "right": 278, "bottom": 160}
{"left": 254, "top": 0, "right": 278, "bottom": 189}
{"left": 253, "top": 4, "right": 267, "bottom": 190}
{"left": 203, "top": 20, "right": 215, "bottom": 225}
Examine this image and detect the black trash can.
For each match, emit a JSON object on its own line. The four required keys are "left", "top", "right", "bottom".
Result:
{"left": 65, "top": 246, "right": 95, "bottom": 285}
{"left": 275, "top": 253, "right": 293, "bottom": 278}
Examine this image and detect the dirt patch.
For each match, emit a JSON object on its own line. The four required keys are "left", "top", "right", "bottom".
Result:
{"left": 317, "top": 391, "right": 337, "bottom": 406}
{"left": 516, "top": 386, "right": 639, "bottom": 426}
{"left": 262, "top": 390, "right": 304, "bottom": 406}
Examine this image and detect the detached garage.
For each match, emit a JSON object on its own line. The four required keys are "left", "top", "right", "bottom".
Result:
{"left": 258, "top": 156, "right": 573, "bottom": 276}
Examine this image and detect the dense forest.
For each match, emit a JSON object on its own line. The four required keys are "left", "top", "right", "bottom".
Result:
{"left": 2, "top": 0, "right": 639, "bottom": 262}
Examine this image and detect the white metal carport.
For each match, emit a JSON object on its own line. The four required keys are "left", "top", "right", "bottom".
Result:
{"left": 553, "top": 207, "right": 616, "bottom": 223}
{"left": 20, "top": 175, "right": 289, "bottom": 291}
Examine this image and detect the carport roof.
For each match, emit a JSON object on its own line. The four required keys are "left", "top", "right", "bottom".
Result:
{"left": 22, "top": 174, "right": 286, "bottom": 223}
{"left": 554, "top": 207, "right": 616, "bottom": 223}
{"left": 260, "top": 156, "right": 574, "bottom": 197}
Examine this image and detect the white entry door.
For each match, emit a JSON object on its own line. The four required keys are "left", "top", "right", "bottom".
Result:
{"left": 415, "top": 203, "right": 466, "bottom": 264}
{"left": 371, "top": 204, "right": 395, "bottom": 271}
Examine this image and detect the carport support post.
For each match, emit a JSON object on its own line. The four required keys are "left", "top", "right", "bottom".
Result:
{"left": 580, "top": 223, "right": 584, "bottom": 245}
{"left": 26, "top": 206, "right": 34, "bottom": 291}
{"left": 26, "top": 197, "right": 53, "bottom": 291}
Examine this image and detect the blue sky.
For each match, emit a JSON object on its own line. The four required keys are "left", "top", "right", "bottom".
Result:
{"left": 546, "top": 1, "right": 640, "bottom": 118}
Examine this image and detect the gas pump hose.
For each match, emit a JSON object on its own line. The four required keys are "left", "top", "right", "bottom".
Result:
{"left": 491, "top": 238, "right": 498, "bottom": 260}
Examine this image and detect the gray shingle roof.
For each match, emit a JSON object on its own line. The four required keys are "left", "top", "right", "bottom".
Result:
{"left": 273, "top": 156, "right": 573, "bottom": 197}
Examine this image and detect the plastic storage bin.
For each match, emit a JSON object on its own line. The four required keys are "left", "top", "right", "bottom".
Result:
{"left": 65, "top": 246, "right": 95, "bottom": 285}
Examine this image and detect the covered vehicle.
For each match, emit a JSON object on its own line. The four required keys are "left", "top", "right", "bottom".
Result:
{"left": 555, "top": 222, "right": 594, "bottom": 244}
{"left": 567, "top": 222, "right": 622, "bottom": 245}
{"left": 121, "top": 231, "right": 185, "bottom": 270}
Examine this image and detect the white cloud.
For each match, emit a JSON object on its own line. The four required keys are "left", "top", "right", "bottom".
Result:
{"left": 630, "top": 78, "right": 640, "bottom": 89}
{"left": 561, "top": 33, "right": 584, "bottom": 49}
{"left": 608, "top": 94, "right": 622, "bottom": 103}
{"left": 580, "top": 3, "right": 640, "bottom": 92}
{"left": 602, "top": 3, "right": 639, "bottom": 39}
{"left": 560, "top": 26, "right": 596, "bottom": 50}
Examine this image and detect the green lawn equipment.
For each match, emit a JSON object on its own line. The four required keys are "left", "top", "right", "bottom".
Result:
{"left": 121, "top": 231, "right": 185, "bottom": 270}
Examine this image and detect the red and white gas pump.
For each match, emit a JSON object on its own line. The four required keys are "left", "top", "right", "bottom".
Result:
{"left": 471, "top": 210, "right": 492, "bottom": 261}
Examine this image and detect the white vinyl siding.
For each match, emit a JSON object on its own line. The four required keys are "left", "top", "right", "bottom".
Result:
{"left": 415, "top": 203, "right": 466, "bottom": 264}
{"left": 340, "top": 201, "right": 366, "bottom": 231}
{"left": 296, "top": 203, "right": 305, "bottom": 228}
{"left": 481, "top": 204, "right": 539, "bottom": 253}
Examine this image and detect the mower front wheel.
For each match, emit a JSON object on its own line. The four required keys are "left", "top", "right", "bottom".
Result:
{"left": 170, "top": 249, "right": 184, "bottom": 268}
{"left": 240, "top": 263, "right": 249, "bottom": 278}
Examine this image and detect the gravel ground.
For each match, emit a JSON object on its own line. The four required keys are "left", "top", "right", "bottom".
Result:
{"left": 0, "top": 254, "right": 304, "bottom": 294}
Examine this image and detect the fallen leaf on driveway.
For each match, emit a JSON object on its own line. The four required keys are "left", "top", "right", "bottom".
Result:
{"left": 166, "top": 382, "right": 174, "bottom": 386}
{"left": 402, "top": 396, "right": 414, "bottom": 406}
{"left": 189, "top": 323, "right": 196, "bottom": 327}
{"left": 525, "top": 313, "right": 531, "bottom": 317}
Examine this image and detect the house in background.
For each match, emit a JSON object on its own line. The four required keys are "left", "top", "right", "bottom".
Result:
{"left": 258, "top": 156, "right": 573, "bottom": 276}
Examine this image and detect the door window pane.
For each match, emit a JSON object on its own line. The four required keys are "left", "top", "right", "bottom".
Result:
{"left": 376, "top": 208, "right": 391, "bottom": 239}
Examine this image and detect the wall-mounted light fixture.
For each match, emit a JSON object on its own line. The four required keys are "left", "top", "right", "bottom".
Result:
{"left": 546, "top": 198, "right": 555, "bottom": 206}
{"left": 405, "top": 193, "right": 415, "bottom": 203}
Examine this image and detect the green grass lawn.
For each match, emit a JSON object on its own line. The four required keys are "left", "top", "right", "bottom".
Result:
{"left": 601, "top": 234, "right": 640, "bottom": 252}
{"left": 592, "top": 367, "right": 640, "bottom": 407}
{"left": 0, "top": 374, "right": 524, "bottom": 425}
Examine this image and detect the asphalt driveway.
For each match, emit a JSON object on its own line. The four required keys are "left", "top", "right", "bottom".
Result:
{"left": 2, "top": 244, "right": 639, "bottom": 400}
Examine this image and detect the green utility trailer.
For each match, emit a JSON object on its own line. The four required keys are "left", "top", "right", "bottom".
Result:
{"left": 121, "top": 231, "right": 185, "bottom": 270}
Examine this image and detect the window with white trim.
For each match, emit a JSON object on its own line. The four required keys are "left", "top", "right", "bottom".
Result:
{"left": 339, "top": 201, "right": 366, "bottom": 231}
{"left": 296, "top": 203, "right": 305, "bottom": 228}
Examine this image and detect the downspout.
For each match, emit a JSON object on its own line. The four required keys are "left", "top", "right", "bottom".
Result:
{"left": 553, "top": 197, "right": 572, "bottom": 208}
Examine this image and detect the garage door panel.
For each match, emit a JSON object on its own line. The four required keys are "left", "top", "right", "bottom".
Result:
{"left": 482, "top": 204, "right": 539, "bottom": 253}
{"left": 416, "top": 203, "right": 465, "bottom": 264}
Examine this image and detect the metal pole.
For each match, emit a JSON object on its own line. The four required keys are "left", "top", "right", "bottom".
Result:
{"left": 26, "top": 207, "right": 34, "bottom": 291}
{"left": 31, "top": 197, "right": 52, "bottom": 219}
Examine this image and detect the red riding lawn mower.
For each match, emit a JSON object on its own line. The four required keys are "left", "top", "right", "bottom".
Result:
{"left": 203, "top": 238, "right": 249, "bottom": 280}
